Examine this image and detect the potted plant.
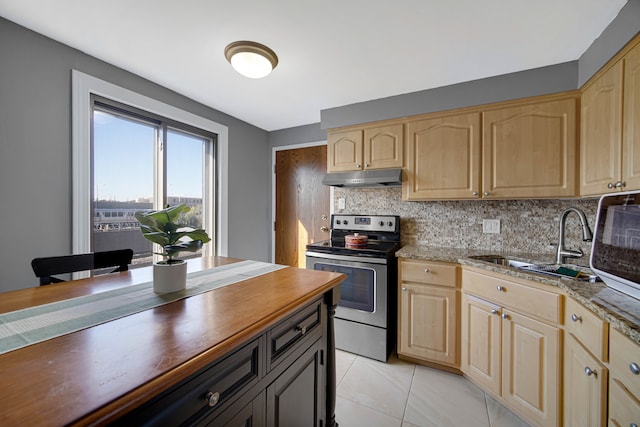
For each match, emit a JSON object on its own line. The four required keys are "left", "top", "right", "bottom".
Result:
{"left": 135, "top": 204, "right": 211, "bottom": 293}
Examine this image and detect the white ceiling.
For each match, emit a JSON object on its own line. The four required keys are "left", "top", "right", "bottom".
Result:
{"left": 0, "top": 0, "right": 629, "bottom": 131}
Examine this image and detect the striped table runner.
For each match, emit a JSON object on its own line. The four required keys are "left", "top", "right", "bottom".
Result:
{"left": 0, "top": 260, "right": 286, "bottom": 355}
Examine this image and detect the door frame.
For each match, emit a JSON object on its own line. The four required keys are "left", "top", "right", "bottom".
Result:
{"left": 271, "top": 140, "right": 333, "bottom": 263}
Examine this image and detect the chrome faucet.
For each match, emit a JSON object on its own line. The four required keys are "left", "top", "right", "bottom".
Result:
{"left": 556, "top": 207, "right": 593, "bottom": 264}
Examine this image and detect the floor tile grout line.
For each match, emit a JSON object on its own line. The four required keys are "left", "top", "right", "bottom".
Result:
{"left": 336, "top": 393, "right": 404, "bottom": 424}
{"left": 483, "top": 391, "right": 492, "bottom": 427}
{"left": 399, "top": 363, "right": 416, "bottom": 425}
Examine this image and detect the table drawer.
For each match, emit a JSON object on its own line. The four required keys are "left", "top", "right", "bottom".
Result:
{"left": 116, "top": 338, "right": 262, "bottom": 426}
{"left": 564, "top": 297, "right": 609, "bottom": 361}
{"left": 267, "top": 299, "right": 323, "bottom": 369}
{"left": 400, "top": 259, "right": 459, "bottom": 288}
{"left": 610, "top": 328, "right": 640, "bottom": 399}
{"left": 462, "top": 269, "right": 561, "bottom": 323}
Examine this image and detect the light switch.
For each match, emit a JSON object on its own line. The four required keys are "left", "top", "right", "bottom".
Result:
{"left": 338, "top": 198, "right": 346, "bottom": 210}
{"left": 483, "top": 219, "right": 501, "bottom": 234}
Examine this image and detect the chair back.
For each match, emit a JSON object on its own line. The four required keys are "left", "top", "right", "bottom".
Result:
{"left": 31, "top": 249, "right": 134, "bottom": 286}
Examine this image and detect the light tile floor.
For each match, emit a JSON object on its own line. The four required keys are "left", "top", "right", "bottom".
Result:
{"left": 335, "top": 350, "right": 531, "bottom": 427}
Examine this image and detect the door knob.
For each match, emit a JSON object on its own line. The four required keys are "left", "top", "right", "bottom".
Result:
{"left": 320, "top": 226, "right": 329, "bottom": 232}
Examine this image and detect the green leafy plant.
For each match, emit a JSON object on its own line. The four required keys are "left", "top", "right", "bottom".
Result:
{"left": 135, "top": 204, "right": 211, "bottom": 264}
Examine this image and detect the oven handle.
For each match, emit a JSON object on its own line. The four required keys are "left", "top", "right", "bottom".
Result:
{"left": 305, "top": 251, "right": 389, "bottom": 265}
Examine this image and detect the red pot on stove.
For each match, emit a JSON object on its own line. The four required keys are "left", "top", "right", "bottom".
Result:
{"left": 345, "top": 233, "right": 368, "bottom": 248}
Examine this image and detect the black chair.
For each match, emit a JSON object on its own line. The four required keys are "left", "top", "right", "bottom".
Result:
{"left": 31, "top": 249, "right": 134, "bottom": 286}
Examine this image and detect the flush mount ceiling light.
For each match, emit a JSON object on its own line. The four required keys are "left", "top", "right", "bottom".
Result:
{"left": 224, "top": 41, "right": 278, "bottom": 79}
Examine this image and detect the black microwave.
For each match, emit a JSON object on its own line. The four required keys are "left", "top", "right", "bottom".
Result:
{"left": 590, "top": 190, "right": 640, "bottom": 299}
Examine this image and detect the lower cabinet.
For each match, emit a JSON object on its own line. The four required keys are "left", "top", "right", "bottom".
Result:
{"left": 609, "top": 328, "right": 640, "bottom": 427}
{"left": 461, "top": 269, "right": 561, "bottom": 427}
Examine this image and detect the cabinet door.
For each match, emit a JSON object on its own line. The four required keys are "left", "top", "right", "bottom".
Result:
{"left": 609, "top": 379, "right": 640, "bottom": 427}
{"left": 563, "top": 334, "right": 607, "bottom": 427}
{"left": 483, "top": 97, "right": 577, "bottom": 198}
{"left": 501, "top": 309, "right": 560, "bottom": 427}
{"left": 623, "top": 41, "right": 640, "bottom": 191}
{"left": 405, "top": 112, "right": 481, "bottom": 200}
{"left": 399, "top": 283, "right": 459, "bottom": 366}
{"left": 363, "top": 124, "right": 404, "bottom": 169}
{"left": 205, "top": 392, "right": 265, "bottom": 427}
{"left": 266, "top": 341, "right": 323, "bottom": 427}
{"left": 327, "top": 129, "right": 363, "bottom": 172}
{"left": 460, "top": 293, "right": 501, "bottom": 395}
{"left": 580, "top": 61, "right": 624, "bottom": 195}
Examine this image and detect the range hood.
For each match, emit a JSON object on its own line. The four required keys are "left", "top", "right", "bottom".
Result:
{"left": 322, "top": 168, "right": 403, "bottom": 188}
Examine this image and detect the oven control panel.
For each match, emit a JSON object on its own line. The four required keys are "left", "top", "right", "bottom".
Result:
{"left": 331, "top": 215, "right": 399, "bottom": 232}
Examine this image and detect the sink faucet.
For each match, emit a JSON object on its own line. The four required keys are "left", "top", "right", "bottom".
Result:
{"left": 556, "top": 207, "right": 593, "bottom": 264}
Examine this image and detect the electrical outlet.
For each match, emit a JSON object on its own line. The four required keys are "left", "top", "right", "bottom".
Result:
{"left": 338, "top": 198, "right": 346, "bottom": 210}
{"left": 483, "top": 219, "right": 501, "bottom": 234}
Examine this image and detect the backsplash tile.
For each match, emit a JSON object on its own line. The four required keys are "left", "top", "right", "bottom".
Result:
{"left": 333, "top": 188, "right": 599, "bottom": 257}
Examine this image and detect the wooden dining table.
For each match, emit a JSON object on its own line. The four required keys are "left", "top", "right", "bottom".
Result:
{"left": 0, "top": 256, "right": 344, "bottom": 426}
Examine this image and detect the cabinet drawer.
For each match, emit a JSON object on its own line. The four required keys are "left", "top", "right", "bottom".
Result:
{"left": 267, "top": 299, "right": 322, "bottom": 369}
{"left": 564, "top": 297, "right": 609, "bottom": 361}
{"left": 400, "top": 259, "right": 459, "bottom": 287}
{"left": 462, "top": 269, "right": 561, "bottom": 323}
{"left": 117, "top": 338, "right": 262, "bottom": 426}
{"left": 610, "top": 328, "right": 640, "bottom": 399}
{"left": 609, "top": 378, "right": 640, "bottom": 427}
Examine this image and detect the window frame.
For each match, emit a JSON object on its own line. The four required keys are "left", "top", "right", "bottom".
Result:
{"left": 72, "top": 70, "right": 228, "bottom": 267}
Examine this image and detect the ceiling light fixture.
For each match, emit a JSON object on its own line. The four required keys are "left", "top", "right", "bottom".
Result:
{"left": 224, "top": 41, "right": 278, "bottom": 79}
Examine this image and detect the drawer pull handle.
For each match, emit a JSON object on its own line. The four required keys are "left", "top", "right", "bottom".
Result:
{"left": 424, "top": 268, "right": 430, "bottom": 273}
{"left": 296, "top": 325, "right": 307, "bottom": 335}
{"left": 584, "top": 367, "right": 597, "bottom": 377}
{"left": 501, "top": 313, "right": 509, "bottom": 319}
{"left": 630, "top": 362, "right": 640, "bottom": 375}
{"left": 490, "top": 309, "right": 499, "bottom": 315}
{"left": 496, "top": 285, "right": 504, "bottom": 292}
{"left": 571, "top": 314, "right": 582, "bottom": 323}
{"left": 402, "top": 287, "right": 407, "bottom": 291}
{"left": 206, "top": 391, "right": 220, "bottom": 407}
{"left": 631, "top": 423, "right": 638, "bottom": 427}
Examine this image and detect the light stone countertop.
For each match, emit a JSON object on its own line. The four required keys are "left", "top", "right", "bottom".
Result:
{"left": 396, "top": 245, "right": 640, "bottom": 345}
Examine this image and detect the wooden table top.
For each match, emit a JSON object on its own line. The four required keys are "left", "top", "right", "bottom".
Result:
{"left": 0, "top": 257, "right": 344, "bottom": 426}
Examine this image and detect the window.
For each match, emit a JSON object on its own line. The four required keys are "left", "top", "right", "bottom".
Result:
{"left": 73, "top": 71, "right": 228, "bottom": 272}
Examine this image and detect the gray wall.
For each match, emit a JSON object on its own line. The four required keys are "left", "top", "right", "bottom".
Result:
{"left": 0, "top": 17, "right": 271, "bottom": 291}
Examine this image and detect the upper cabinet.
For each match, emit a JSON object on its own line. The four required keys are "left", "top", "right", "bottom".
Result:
{"left": 405, "top": 112, "right": 481, "bottom": 199}
{"left": 482, "top": 96, "right": 577, "bottom": 199}
{"left": 404, "top": 94, "right": 577, "bottom": 200}
{"left": 327, "top": 124, "right": 403, "bottom": 172}
{"left": 581, "top": 39, "right": 640, "bottom": 195}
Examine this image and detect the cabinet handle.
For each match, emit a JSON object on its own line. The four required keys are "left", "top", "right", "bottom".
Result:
{"left": 496, "top": 285, "right": 504, "bottom": 292}
{"left": 402, "top": 287, "right": 407, "bottom": 291}
{"left": 571, "top": 313, "right": 582, "bottom": 323}
{"left": 320, "top": 226, "right": 329, "bottom": 232}
{"left": 501, "top": 313, "right": 509, "bottom": 319}
{"left": 484, "top": 191, "right": 491, "bottom": 196}
{"left": 615, "top": 181, "right": 626, "bottom": 188}
{"left": 356, "top": 164, "right": 361, "bottom": 168}
{"left": 296, "top": 325, "right": 307, "bottom": 335}
{"left": 584, "top": 367, "right": 597, "bottom": 377}
{"left": 472, "top": 192, "right": 479, "bottom": 196}
{"left": 608, "top": 182, "right": 614, "bottom": 189}
{"left": 630, "top": 362, "right": 640, "bottom": 375}
{"left": 206, "top": 391, "right": 220, "bottom": 407}
{"left": 491, "top": 309, "right": 499, "bottom": 315}
{"left": 365, "top": 163, "right": 370, "bottom": 167}
{"left": 630, "top": 423, "right": 638, "bottom": 427}
{"left": 424, "top": 268, "right": 430, "bottom": 273}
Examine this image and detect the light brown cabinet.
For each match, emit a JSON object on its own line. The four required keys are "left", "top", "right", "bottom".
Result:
{"left": 482, "top": 96, "right": 578, "bottom": 198}
{"left": 327, "top": 124, "right": 403, "bottom": 172}
{"left": 581, "top": 40, "right": 640, "bottom": 195}
{"left": 608, "top": 328, "right": 640, "bottom": 427}
{"left": 404, "top": 112, "right": 481, "bottom": 199}
{"left": 403, "top": 94, "right": 578, "bottom": 200}
{"left": 461, "top": 268, "right": 561, "bottom": 427}
{"left": 398, "top": 259, "right": 460, "bottom": 368}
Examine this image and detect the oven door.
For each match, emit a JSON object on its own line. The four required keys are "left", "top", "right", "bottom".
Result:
{"left": 306, "top": 252, "right": 388, "bottom": 328}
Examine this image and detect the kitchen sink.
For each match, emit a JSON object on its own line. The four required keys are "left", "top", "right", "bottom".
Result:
{"left": 468, "top": 255, "right": 600, "bottom": 282}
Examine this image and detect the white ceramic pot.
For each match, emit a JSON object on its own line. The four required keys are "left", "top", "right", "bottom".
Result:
{"left": 153, "top": 260, "right": 187, "bottom": 294}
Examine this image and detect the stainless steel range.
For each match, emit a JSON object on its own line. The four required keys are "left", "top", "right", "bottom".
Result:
{"left": 305, "top": 214, "right": 400, "bottom": 362}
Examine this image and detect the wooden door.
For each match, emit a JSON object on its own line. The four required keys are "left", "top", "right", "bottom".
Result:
{"left": 460, "top": 293, "right": 501, "bottom": 395}
{"left": 563, "top": 334, "right": 607, "bottom": 427}
{"left": 501, "top": 309, "right": 559, "bottom": 427}
{"left": 405, "top": 112, "right": 481, "bottom": 200}
{"left": 275, "top": 145, "right": 330, "bottom": 268}
{"left": 399, "top": 283, "right": 459, "bottom": 366}
{"left": 327, "top": 129, "right": 363, "bottom": 172}
{"left": 580, "top": 61, "right": 624, "bottom": 195}
{"left": 623, "top": 41, "right": 640, "bottom": 191}
{"left": 483, "top": 96, "right": 577, "bottom": 198}
{"left": 363, "top": 124, "right": 404, "bottom": 170}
